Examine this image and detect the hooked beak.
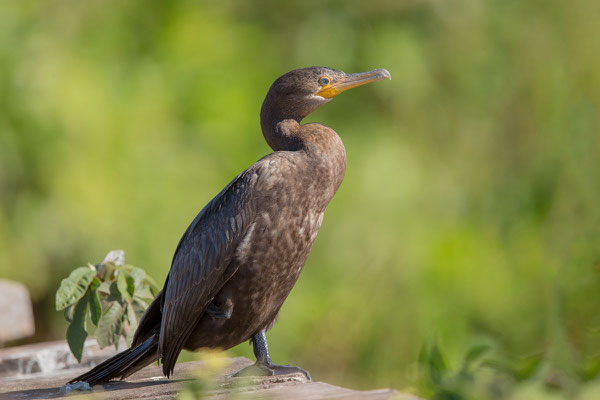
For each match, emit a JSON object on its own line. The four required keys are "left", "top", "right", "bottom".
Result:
{"left": 316, "top": 68, "right": 391, "bottom": 99}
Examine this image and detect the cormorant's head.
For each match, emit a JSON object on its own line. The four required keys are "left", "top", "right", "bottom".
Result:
{"left": 262, "top": 66, "right": 391, "bottom": 122}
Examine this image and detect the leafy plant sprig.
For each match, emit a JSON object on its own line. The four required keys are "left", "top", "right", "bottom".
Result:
{"left": 55, "top": 250, "right": 158, "bottom": 362}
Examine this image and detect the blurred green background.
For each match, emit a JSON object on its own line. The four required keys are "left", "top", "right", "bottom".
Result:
{"left": 1, "top": 0, "right": 599, "bottom": 398}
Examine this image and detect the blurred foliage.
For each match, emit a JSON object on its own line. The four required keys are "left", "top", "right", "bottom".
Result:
{"left": 56, "top": 250, "right": 158, "bottom": 361}
{"left": 176, "top": 350, "right": 233, "bottom": 400}
{"left": 0, "top": 0, "right": 599, "bottom": 398}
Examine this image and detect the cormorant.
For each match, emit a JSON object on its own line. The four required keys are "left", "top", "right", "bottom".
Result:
{"left": 70, "top": 66, "right": 391, "bottom": 385}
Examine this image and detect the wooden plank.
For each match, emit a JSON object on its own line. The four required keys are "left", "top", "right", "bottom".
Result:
{"left": 0, "top": 342, "right": 416, "bottom": 399}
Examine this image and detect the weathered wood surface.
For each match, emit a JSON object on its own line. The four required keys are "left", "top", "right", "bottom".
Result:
{"left": 0, "top": 341, "right": 419, "bottom": 400}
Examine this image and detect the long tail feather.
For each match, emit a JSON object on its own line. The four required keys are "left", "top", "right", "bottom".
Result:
{"left": 69, "top": 336, "right": 158, "bottom": 386}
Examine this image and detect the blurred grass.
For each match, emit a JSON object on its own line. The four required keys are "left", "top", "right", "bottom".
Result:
{"left": 1, "top": 0, "right": 599, "bottom": 398}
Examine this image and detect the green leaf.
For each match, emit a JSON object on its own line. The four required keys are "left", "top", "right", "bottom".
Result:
{"left": 89, "top": 276, "right": 101, "bottom": 291}
{"left": 96, "top": 302, "right": 124, "bottom": 349}
{"left": 117, "top": 270, "right": 135, "bottom": 301}
{"left": 98, "top": 281, "right": 111, "bottom": 295}
{"left": 107, "top": 281, "right": 123, "bottom": 303}
{"left": 55, "top": 266, "right": 96, "bottom": 311}
{"left": 125, "top": 302, "right": 138, "bottom": 346}
{"left": 126, "top": 302, "right": 138, "bottom": 328}
{"left": 102, "top": 250, "right": 125, "bottom": 266}
{"left": 463, "top": 345, "right": 490, "bottom": 368}
{"left": 123, "top": 265, "right": 146, "bottom": 288}
{"left": 97, "top": 262, "right": 116, "bottom": 282}
{"left": 134, "top": 285, "right": 155, "bottom": 302}
{"left": 419, "top": 341, "right": 448, "bottom": 385}
{"left": 132, "top": 296, "right": 149, "bottom": 309}
{"left": 581, "top": 356, "right": 600, "bottom": 381}
{"left": 132, "top": 298, "right": 148, "bottom": 320}
{"left": 515, "top": 355, "right": 543, "bottom": 381}
{"left": 66, "top": 295, "right": 89, "bottom": 362}
{"left": 64, "top": 304, "right": 74, "bottom": 323}
{"left": 145, "top": 276, "right": 159, "bottom": 295}
{"left": 85, "top": 310, "right": 97, "bottom": 336}
{"left": 88, "top": 280, "right": 102, "bottom": 327}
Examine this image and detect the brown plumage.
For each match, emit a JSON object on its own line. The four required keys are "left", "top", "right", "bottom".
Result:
{"left": 70, "top": 66, "right": 391, "bottom": 385}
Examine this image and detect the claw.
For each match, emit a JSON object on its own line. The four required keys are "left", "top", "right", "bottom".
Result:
{"left": 239, "top": 329, "right": 312, "bottom": 382}
{"left": 233, "top": 361, "right": 312, "bottom": 381}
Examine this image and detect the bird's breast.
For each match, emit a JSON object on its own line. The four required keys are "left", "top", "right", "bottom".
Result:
{"left": 235, "top": 207, "right": 325, "bottom": 271}
{"left": 186, "top": 153, "right": 339, "bottom": 349}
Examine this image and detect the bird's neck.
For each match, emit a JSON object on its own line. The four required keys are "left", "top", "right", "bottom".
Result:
{"left": 260, "top": 92, "right": 324, "bottom": 151}
{"left": 260, "top": 116, "right": 304, "bottom": 152}
{"left": 260, "top": 106, "right": 347, "bottom": 193}
{"left": 260, "top": 102, "right": 305, "bottom": 151}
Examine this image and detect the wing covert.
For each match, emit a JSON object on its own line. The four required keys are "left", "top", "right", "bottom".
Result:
{"left": 158, "top": 167, "right": 260, "bottom": 375}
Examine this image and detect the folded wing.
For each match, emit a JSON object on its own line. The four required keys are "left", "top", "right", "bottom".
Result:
{"left": 158, "top": 167, "right": 260, "bottom": 376}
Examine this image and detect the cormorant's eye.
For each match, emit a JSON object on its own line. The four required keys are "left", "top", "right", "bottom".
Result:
{"left": 319, "top": 77, "right": 330, "bottom": 86}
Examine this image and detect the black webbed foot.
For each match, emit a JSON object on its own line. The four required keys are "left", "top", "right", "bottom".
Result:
{"left": 231, "top": 329, "right": 313, "bottom": 381}
{"left": 233, "top": 361, "right": 313, "bottom": 381}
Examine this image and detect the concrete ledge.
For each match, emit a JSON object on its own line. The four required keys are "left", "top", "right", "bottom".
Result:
{"left": 0, "top": 338, "right": 126, "bottom": 378}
